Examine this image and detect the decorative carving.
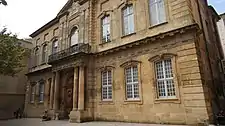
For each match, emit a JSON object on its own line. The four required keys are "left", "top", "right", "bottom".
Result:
{"left": 148, "top": 53, "right": 177, "bottom": 62}
{"left": 71, "top": 1, "right": 80, "bottom": 15}
{"left": 120, "top": 60, "right": 141, "bottom": 68}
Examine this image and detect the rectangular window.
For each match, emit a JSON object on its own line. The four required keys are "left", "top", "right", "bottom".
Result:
{"left": 39, "top": 82, "right": 45, "bottom": 102}
{"left": 149, "top": 0, "right": 166, "bottom": 26}
{"left": 125, "top": 66, "right": 139, "bottom": 100}
{"left": 123, "top": 5, "right": 134, "bottom": 35}
{"left": 102, "top": 16, "right": 110, "bottom": 43}
{"left": 30, "top": 85, "right": 35, "bottom": 103}
{"left": 102, "top": 70, "right": 112, "bottom": 101}
{"left": 155, "top": 59, "right": 176, "bottom": 99}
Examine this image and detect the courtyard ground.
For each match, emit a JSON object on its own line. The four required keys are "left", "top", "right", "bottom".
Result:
{"left": 0, "top": 118, "right": 188, "bottom": 126}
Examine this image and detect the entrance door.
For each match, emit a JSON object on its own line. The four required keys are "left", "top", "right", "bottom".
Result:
{"left": 64, "top": 76, "right": 74, "bottom": 114}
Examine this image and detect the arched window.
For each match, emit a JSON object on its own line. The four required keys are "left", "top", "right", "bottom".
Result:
{"left": 42, "top": 44, "right": 48, "bottom": 63}
{"left": 70, "top": 27, "right": 79, "bottom": 46}
{"left": 52, "top": 40, "right": 58, "bottom": 54}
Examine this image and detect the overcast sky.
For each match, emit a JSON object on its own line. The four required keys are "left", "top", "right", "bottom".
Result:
{"left": 0, "top": 0, "right": 224, "bottom": 39}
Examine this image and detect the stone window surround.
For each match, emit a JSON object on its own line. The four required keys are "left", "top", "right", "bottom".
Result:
{"left": 98, "top": 10, "right": 113, "bottom": 45}
{"left": 146, "top": 0, "right": 169, "bottom": 28}
{"left": 29, "top": 80, "right": 46, "bottom": 104}
{"left": 120, "top": 2, "right": 136, "bottom": 37}
{"left": 101, "top": 69, "right": 113, "bottom": 101}
{"left": 98, "top": 66, "right": 115, "bottom": 105}
{"left": 120, "top": 60, "right": 143, "bottom": 104}
{"left": 148, "top": 53, "right": 181, "bottom": 104}
{"left": 146, "top": 0, "right": 169, "bottom": 27}
{"left": 69, "top": 25, "right": 80, "bottom": 46}
{"left": 101, "top": 14, "right": 111, "bottom": 43}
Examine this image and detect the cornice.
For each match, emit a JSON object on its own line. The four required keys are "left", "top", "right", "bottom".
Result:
{"left": 95, "top": 24, "right": 200, "bottom": 57}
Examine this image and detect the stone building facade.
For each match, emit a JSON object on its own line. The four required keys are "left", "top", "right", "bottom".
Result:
{"left": 217, "top": 13, "right": 225, "bottom": 57}
{"left": 24, "top": 0, "right": 225, "bottom": 124}
{"left": 0, "top": 39, "right": 32, "bottom": 119}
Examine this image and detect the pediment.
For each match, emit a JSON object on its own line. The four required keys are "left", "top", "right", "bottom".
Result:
{"left": 57, "top": 0, "right": 88, "bottom": 17}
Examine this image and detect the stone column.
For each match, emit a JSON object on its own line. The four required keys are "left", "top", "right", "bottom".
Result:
{"left": 49, "top": 73, "right": 55, "bottom": 109}
{"left": 69, "top": 65, "right": 86, "bottom": 123}
{"left": 53, "top": 71, "right": 60, "bottom": 110}
{"left": 78, "top": 66, "right": 85, "bottom": 111}
{"left": 72, "top": 67, "right": 79, "bottom": 110}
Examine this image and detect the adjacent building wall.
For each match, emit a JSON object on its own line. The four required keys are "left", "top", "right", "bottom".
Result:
{"left": 0, "top": 40, "right": 32, "bottom": 119}
{"left": 217, "top": 13, "right": 225, "bottom": 57}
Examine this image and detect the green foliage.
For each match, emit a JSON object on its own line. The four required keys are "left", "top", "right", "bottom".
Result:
{"left": 0, "top": 0, "right": 7, "bottom": 5}
{"left": 0, "top": 30, "right": 27, "bottom": 76}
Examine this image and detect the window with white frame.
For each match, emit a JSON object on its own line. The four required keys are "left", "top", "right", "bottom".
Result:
{"left": 52, "top": 40, "right": 58, "bottom": 54}
{"left": 102, "top": 70, "right": 112, "bottom": 101}
{"left": 39, "top": 81, "right": 45, "bottom": 102}
{"left": 149, "top": 0, "right": 166, "bottom": 26}
{"left": 125, "top": 65, "right": 139, "bottom": 100}
{"left": 155, "top": 59, "right": 176, "bottom": 99}
{"left": 102, "top": 15, "right": 110, "bottom": 43}
{"left": 30, "top": 85, "right": 35, "bottom": 103}
{"left": 122, "top": 5, "right": 134, "bottom": 35}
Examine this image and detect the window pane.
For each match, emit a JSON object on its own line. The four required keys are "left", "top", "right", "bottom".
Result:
{"left": 166, "top": 79, "right": 175, "bottom": 96}
{"left": 156, "top": 61, "right": 164, "bottom": 79}
{"left": 133, "top": 83, "right": 139, "bottom": 98}
{"left": 149, "top": 0, "right": 166, "bottom": 25}
{"left": 128, "top": 14, "right": 134, "bottom": 34}
{"left": 158, "top": 0, "right": 166, "bottom": 23}
{"left": 102, "top": 70, "right": 112, "bottom": 100}
{"left": 102, "top": 87, "right": 107, "bottom": 99}
{"left": 155, "top": 58, "right": 176, "bottom": 98}
{"left": 123, "top": 5, "right": 134, "bottom": 35}
{"left": 126, "top": 84, "right": 133, "bottom": 99}
{"left": 164, "top": 59, "right": 173, "bottom": 78}
{"left": 102, "top": 16, "right": 110, "bottom": 42}
{"left": 39, "top": 83, "right": 44, "bottom": 102}
{"left": 157, "top": 80, "right": 166, "bottom": 97}
{"left": 108, "top": 86, "right": 112, "bottom": 99}
{"left": 102, "top": 72, "right": 107, "bottom": 86}
{"left": 125, "top": 67, "right": 132, "bottom": 83}
{"left": 71, "top": 29, "right": 79, "bottom": 46}
{"left": 133, "top": 66, "right": 138, "bottom": 82}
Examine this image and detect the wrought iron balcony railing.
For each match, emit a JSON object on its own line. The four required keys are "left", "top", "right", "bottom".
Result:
{"left": 48, "top": 43, "right": 90, "bottom": 63}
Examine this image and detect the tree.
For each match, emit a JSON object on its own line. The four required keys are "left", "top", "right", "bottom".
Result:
{"left": 0, "top": 29, "right": 27, "bottom": 76}
{"left": 0, "top": 0, "right": 7, "bottom": 5}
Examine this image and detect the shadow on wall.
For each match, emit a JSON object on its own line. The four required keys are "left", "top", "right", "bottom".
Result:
{"left": 0, "top": 94, "right": 25, "bottom": 120}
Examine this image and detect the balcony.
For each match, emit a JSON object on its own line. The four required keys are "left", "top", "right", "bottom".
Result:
{"left": 48, "top": 43, "right": 91, "bottom": 64}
